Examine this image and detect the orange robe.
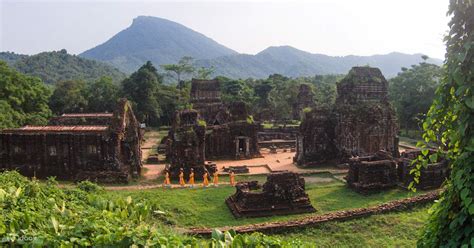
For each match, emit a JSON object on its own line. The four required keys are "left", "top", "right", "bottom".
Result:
{"left": 179, "top": 171, "right": 185, "bottom": 186}
{"left": 230, "top": 172, "right": 235, "bottom": 186}
{"left": 213, "top": 172, "right": 219, "bottom": 186}
{"left": 188, "top": 172, "right": 195, "bottom": 186}
{"left": 164, "top": 172, "right": 171, "bottom": 186}
{"left": 203, "top": 172, "right": 209, "bottom": 187}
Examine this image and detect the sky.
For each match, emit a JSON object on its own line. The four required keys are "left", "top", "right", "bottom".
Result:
{"left": 0, "top": 0, "right": 449, "bottom": 59}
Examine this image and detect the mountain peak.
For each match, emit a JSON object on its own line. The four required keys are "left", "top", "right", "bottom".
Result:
{"left": 80, "top": 16, "right": 237, "bottom": 73}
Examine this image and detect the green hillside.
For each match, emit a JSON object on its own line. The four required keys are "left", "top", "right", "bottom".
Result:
{"left": 0, "top": 50, "right": 126, "bottom": 84}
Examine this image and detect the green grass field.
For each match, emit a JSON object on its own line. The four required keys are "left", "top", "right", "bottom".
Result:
{"left": 105, "top": 175, "right": 429, "bottom": 228}
{"left": 273, "top": 206, "right": 430, "bottom": 247}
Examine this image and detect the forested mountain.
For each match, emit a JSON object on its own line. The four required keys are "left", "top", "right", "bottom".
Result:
{"left": 80, "top": 16, "right": 238, "bottom": 73}
{"left": 0, "top": 52, "right": 28, "bottom": 66}
{"left": 79, "top": 16, "right": 442, "bottom": 78}
{"left": 0, "top": 50, "right": 126, "bottom": 84}
{"left": 195, "top": 46, "right": 443, "bottom": 78}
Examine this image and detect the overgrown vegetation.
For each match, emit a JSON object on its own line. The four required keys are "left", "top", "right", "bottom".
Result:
{"left": 0, "top": 61, "right": 52, "bottom": 129}
{"left": 389, "top": 56, "right": 442, "bottom": 135}
{"left": 415, "top": 1, "right": 474, "bottom": 247}
{"left": 105, "top": 178, "right": 425, "bottom": 228}
{"left": 0, "top": 171, "right": 309, "bottom": 247}
{"left": 1, "top": 50, "right": 126, "bottom": 85}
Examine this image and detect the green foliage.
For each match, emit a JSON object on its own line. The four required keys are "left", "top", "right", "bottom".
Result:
{"left": 0, "top": 171, "right": 310, "bottom": 246}
{"left": 107, "top": 176, "right": 424, "bottom": 228}
{"left": 7, "top": 50, "right": 126, "bottom": 85}
{"left": 0, "top": 52, "right": 28, "bottom": 66}
{"left": 275, "top": 206, "right": 431, "bottom": 247}
{"left": 0, "top": 171, "right": 183, "bottom": 246}
{"left": 85, "top": 76, "right": 120, "bottom": 112}
{"left": 197, "top": 119, "right": 207, "bottom": 127}
{"left": 76, "top": 181, "right": 103, "bottom": 193}
{"left": 246, "top": 115, "right": 254, "bottom": 124}
{"left": 49, "top": 80, "right": 88, "bottom": 115}
{"left": 218, "top": 76, "right": 257, "bottom": 106}
{"left": 196, "top": 66, "right": 215, "bottom": 79}
{"left": 389, "top": 59, "right": 442, "bottom": 134}
{"left": 121, "top": 61, "right": 163, "bottom": 125}
{"left": 0, "top": 61, "right": 52, "bottom": 129}
{"left": 415, "top": 1, "right": 474, "bottom": 247}
{"left": 161, "top": 56, "right": 195, "bottom": 83}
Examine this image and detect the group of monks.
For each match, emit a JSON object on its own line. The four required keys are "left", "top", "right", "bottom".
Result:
{"left": 163, "top": 167, "right": 236, "bottom": 188}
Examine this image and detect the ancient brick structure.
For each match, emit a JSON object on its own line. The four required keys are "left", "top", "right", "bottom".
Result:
{"left": 0, "top": 99, "right": 142, "bottom": 183}
{"left": 292, "top": 84, "right": 315, "bottom": 120}
{"left": 335, "top": 67, "right": 398, "bottom": 158}
{"left": 166, "top": 109, "right": 215, "bottom": 179}
{"left": 190, "top": 79, "right": 225, "bottom": 125}
{"left": 49, "top": 113, "right": 114, "bottom": 126}
{"left": 346, "top": 151, "right": 398, "bottom": 194}
{"left": 295, "top": 107, "right": 336, "bottom": 165}
{"left": 296, "top": 67, "right": 398, "bottom": 166}
{"left": 205, "top": 102, "right": 260, "bottom": 159}
{"left": 226, "top": 171, "right": 315, "bottom": 218}
{"left": 398, "top": 149, "right": 449, "bottom": 189}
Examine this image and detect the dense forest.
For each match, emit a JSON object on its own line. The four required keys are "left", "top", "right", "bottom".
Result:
{"left": 0, "top": 50, "right": 126, "bottom": 85}
{"left": 0, "top": 51, "right": 440, "bottom": 132}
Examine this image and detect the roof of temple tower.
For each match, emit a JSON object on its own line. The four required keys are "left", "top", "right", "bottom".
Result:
{"left": 336, "top": 67, "right": 389, "bottom": 104}
{"left": 190, "top": 78, "right": 221, "bottom": 103}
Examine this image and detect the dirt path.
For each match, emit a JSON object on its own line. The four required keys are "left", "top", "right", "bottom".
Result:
{"left": 141, "top": 130, "right": 164, "bottom": 180}
{"left": 184, "top": 191, "right": 439, "bottom": 236}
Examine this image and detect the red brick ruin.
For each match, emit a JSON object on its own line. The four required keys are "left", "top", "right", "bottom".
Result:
{"left": 398, "top": 149, "right": 449, "bottom": 190}
{"left": 226, "top": 171, "right": 315, "bottom": 218}
{"left": 346, "top": 150, "right": 398, "bottom": 194}
{"left": 292, "top": 84, "right": 315, "bottom": 120}
{"left": 295, "top": 67, "right": 399, "bottom": 165}
{"left": 166, "top": 79, "right": 261, "bottom": 179}
{"left": 294, "top": 67, "right": 449, "bottom": 193}
{"left": 0, "top": 99, "right": 142, "bottom": 183}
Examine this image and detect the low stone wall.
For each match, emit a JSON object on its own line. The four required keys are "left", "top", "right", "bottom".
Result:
{"left": 186, "top": 191, "right": 439, "bottom": 235}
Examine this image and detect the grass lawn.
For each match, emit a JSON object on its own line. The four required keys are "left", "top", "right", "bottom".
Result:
{"left": 272, "top": 206, "right": 430, "bottom": 247}
{"left": 104, "top": 174, "right": 430, "bottom": 228}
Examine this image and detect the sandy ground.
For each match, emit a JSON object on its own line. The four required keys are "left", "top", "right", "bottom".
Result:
{"left": 140, "top": 131, "right": 164, "bottom": 180}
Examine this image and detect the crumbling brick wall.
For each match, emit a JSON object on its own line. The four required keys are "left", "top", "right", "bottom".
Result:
{"left": 398, "top": 149, "right": 449, "bottom": 189}
{"left": 296, "top": 67, "right": 399, "bottom": 166}
{"left": 166, "top": 109, "right": 214, "bottom": 179}
{"left": 226, "top": 171, "right": 315, "bottom": 217}
{"left": 293, "top": 84, "right": 315, "bottom": 120}
{"left": 334, "top": 67, "right": 398, "bottom": 158}
{"left": 190, "top": 79, "right": 224, "bottom": 125}
{"left": 49, "top": 113, "right": 114, "bottom": 126}
{"left": 295, "top": 107, "right": 336, "bottom": 165}
{"left": 0, "top": 99, "right": 142, "bottom": 183}
{"left": 346, "top": 151, "right": 398, "bottom": 194}
{"left": 205, "top": 101, "right": 261, "bottom": 159}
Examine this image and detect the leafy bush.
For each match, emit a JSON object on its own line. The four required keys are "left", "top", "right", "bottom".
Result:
{"left": 76, "top": 180, "right": 103, "bottom": 193}
{"left": 0, "top": 171, "right": 305, "bottom": 247}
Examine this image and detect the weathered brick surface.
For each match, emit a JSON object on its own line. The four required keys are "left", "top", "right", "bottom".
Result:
{"left": 296, "top": 67, "right": 398, "bottom": 166}
{"left": 226, "top": 171, "right": 316, "bottom": 218}
{"left": 0, "top": 99, "right": 142, "bottom": 183}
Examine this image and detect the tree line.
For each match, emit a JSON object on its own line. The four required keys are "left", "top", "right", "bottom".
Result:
{"left": 1, "top": 53, "right": 441, "bottom": 131}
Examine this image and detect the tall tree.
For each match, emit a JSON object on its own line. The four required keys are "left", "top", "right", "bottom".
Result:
{"left": 0, "top": 61, "right": 51, "bottom": 128}
{"left": 389, "top": 58, "right": 442, "bottom": 134}
{"left": 417, "top": 1, "right": 473, "bottom": 246}
{"left": 161, "top": 56, "right": 195, "bottom": 85}
{"left": 121, "top": 61, "right": 162, "bottom": 125}
{"left": 195, "top": 66, "right": 215, "bottom": 79}
{"left": 86, "top": 76, "right": 119, "bottom": 112}
{"left": 49, "top": 80, "right": 88, "bottom": 115}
